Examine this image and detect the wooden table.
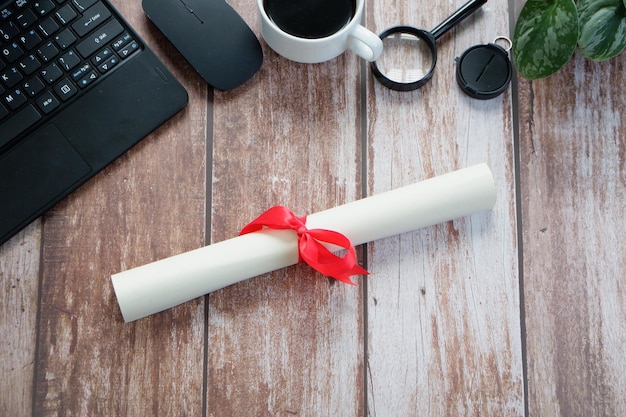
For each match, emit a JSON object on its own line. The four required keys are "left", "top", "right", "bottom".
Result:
{"left": 2, "top": 0, "right": 625, "bottom": 415}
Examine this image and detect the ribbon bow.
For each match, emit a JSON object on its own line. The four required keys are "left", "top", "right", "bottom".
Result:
{"left": 239, "top": 206, "right": 368, "bottom": 284}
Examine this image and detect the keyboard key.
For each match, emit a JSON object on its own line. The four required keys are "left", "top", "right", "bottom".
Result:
{"left": 58, "top": 49, "right": 80, "bottom": 70}
{"left": 1, "top": 6, "right": 12, "bottom": 19}
{"left": 18, "top": 53, "right": 41, "bottom": 74}
{"left": 33, "top": 0, "right": 57, "bottom": 16}
{"left": 77, "top": 69, "right": 97, "bottom": 88}
{"left": 117, "top": 41, "right": 138, "bottom": 59}
{"left": 0, "top": 104, "right": 41, "bottom": 146}
{"left": 72, "top": 1, "right": 110, "bottom": 37}
{"left": 53, "top": 77, "right": 77, "bottom": 101}
{"left": 40, "top": 62, "right": 62, "bottom": 83}
{"left": 70, "top": 62, "right": 90, "bottom": 80}
{"left": 35, "top": 90, "right": 59, "bottom": 113}
{"left": 111, "top": 32, "right": 131, "bottom": 51}
{"left": 16, "top": 9, "right": 37, "bottom": 28}
{"left": 3, "top": 88, "right": 27, "bottom": 110}
{"left": 2, "top": 42, "right": 24, "bottom": 63}
{"left": 37, "top": 40, "right": 58, "bottom": 61}
{"left": 23, "top": 75, "right": 45, "bottom": 96}
{"left": 19, "top": 28, "right": 42, "bottom": 50}
{"left": 54, "top": 27, "right": 76, "bottom": 49}
{"left": 76, "top": 18, "right": 122, "bottom": 58}
{"left": 1, "top": 20, "right": 20, "bottom": 41}
{"left": 1, "top": 66, "right": 23, "bottom": 87}
{"left": 38, "top": 15, "right": 60, "bottom": 37}
{"left": 96, "top": 55, "right": 116, "bottom": 73}
{"left": 55, "top": 3, "right": 77, "bottom": 25}
{"left": 91, "top": 47, "right": 111, "bottom": 65}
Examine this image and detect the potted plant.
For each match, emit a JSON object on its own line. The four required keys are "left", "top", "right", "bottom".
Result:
{"left": 512, "top": 0, "right": 626, "bottom": 79}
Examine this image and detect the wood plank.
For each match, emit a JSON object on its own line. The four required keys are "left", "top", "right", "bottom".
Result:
{"left": 31, "top": 2, "right": 208, "bottom": 415}
{"left": 0, "top": 223, "right": 41, "bottom": 417}
{"left": 518, "top": 53, "right": 626, "bottom": 416}
{"left": 365, "top": 1, "right": 524, "bottom": 415}
{"left": 206, "top": 1, "right": 365, "bottom": 415}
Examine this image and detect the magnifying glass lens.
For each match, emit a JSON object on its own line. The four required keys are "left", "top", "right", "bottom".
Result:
{"left": 376, "top": 32, "right": 434, "bottom": 84}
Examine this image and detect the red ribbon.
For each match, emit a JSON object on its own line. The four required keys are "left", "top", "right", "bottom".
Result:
{"left": 239, "top": 206, "right": 368, "bottom": 284}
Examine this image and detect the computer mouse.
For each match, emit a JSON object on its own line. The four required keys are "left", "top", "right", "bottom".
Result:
{"left": 143, "top": 0, "right": 263, "bottom": 90}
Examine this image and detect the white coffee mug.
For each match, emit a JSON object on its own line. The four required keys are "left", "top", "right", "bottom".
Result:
{"left": 257, "top": 0, "right": 383, "bottom": 63}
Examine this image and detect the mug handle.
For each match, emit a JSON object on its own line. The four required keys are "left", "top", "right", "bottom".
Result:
{"left": 347, "top": 25, "right": 383, "bottom": 61}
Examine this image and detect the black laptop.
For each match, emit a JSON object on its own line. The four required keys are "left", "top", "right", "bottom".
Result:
{"left": 0, "top": 0, "right": 188, "bottom": 245}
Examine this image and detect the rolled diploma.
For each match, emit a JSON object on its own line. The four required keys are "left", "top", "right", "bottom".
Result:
{"left": 112, "top": 163, "right": 496, "bottom": 322}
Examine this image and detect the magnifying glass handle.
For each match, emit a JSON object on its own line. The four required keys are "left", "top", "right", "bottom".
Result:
{"left": 431, "top": 0, "right": 488, "bottom": 40}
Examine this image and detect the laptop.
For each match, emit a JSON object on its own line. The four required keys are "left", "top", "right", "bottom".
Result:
{"left": 0, "top": 0, "right": 188, "bottom": 246}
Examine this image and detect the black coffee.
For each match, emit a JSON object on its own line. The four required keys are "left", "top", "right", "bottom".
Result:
{"left": 264, "top": 0, "right": 356, "bottom": 39}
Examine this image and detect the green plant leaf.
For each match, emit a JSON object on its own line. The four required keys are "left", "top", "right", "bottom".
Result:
{"left": 578, "top": 0, "right": 626, "bottom": 61}
{"left": 512, "top": 0, "right": 579, "bottom": 79}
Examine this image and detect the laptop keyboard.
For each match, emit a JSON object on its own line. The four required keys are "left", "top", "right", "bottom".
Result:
{"left": 0, "top": 0, "right": 142, "bottom": 149}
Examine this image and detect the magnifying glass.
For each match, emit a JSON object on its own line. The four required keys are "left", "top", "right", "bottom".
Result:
{"left": 371, "top": 0, "right": 488, "bottom": 91}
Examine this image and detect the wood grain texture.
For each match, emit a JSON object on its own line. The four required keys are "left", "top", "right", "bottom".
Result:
{"left": 0, "top": 223, "right": 40, "bottom": 417}
{"left": 206, "top": 1, "right": 365, "bottom": 415}
{"left": 365, "top": 1, "right": 523, "bottom": 416}
{"left": 518, "top": 54, "right": 626, "bottom": 417}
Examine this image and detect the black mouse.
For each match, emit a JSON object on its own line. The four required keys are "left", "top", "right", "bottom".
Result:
{"left": 143, "top": 0, "right": 263, "bottom": 90}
